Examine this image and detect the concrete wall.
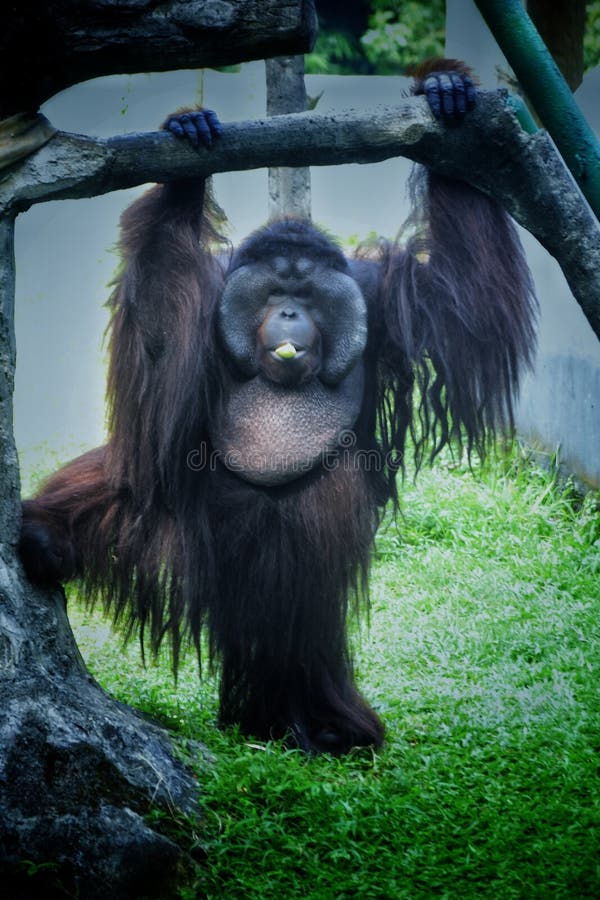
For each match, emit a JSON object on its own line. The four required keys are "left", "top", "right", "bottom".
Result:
{"left": 446, "top": 0, "right": 600, "bottom": 488}
{"left": 14, "top": 66, "right": 415, "bottom": 488}
{"left": 14, "top": 4, "right": 600, "bottom": 490}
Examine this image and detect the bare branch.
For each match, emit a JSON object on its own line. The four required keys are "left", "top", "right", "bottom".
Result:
{"left": 0, "top": 0, "right": 317, "bottom": 117}
{"left": 4, "top": 90, "right": 600, "bottom": 337}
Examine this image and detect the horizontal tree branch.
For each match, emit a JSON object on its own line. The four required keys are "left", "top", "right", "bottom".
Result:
{"left": 0, "top": 0, "right": 317, "bottom": 117}
{"left": 3, "top": 91, "right": 600, "bottom": 337}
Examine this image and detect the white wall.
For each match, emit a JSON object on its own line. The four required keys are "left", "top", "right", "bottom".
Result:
{"left": 14, "top": 65, "right": 414, "bottom": 488}
{"left": 15, "top": 7, "right": 600, "bottom": 490}
{"left": 446, "top": 0, "right": 600, "bottom": 487}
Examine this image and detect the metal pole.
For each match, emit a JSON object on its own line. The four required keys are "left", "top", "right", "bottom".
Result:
{"left": 474, "top": 0, "right": 600, "bottom": 222}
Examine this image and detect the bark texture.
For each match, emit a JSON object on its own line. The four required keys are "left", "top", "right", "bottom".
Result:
{"left": 0, "top": 0, "right": 317, "bottom": 117}
{"left": 0, "top": 583, "right": 204, "bottom": 898}
{"left": 266, "top": 55, "right": 312, "bottom": 218}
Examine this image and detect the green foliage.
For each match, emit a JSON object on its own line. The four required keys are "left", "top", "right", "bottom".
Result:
{"left": 362, "top": 0, "right": 445, "bottom": 74}
{"left": 305, "top": 1, "right": 445, "bottom": 76}
{"left": 18, "top": 860, "right": 60, "bottom": 877}
{"left": 70, "top": 446, "right": 600, "bottom": 899}
{"left": 584, "top": 1, "right": 600, "bottom": 71}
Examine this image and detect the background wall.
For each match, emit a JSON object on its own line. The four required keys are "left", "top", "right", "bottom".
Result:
{"left": 14, "top": 1, "right": 600, "bottom": 490}
{"left": 446, "top": 0, "right": 600, "bottom": 488}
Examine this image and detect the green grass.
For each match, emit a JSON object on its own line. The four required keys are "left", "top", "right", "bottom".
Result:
{"left": 68, "top": 447, "right": 600, "bottom": 899}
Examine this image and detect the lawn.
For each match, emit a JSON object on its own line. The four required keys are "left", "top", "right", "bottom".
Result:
{"left": 69, "top": 448, "right": 600, "bottom": 899}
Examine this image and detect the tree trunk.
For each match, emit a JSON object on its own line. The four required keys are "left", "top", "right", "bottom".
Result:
{"left": 0, "top": 213, "right": 203, "bottom": 898}
{"left": 3, "top": 92, "right": 599, "bottom": 337}
{"left": 0, "top": 214, "right": 19, "bottom": 543}
{"left": 1, "top": 0, "right": 317, "bottom": 118}
{"left": 266, "top": 55, "right": 312, "bottom": 219}
{"left": 0, "top": 3, "right": 319, "bottom": 895}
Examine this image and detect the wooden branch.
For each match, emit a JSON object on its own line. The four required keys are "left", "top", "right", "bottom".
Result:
{"left": 3, "top": 90, "right": 600, "bottom": 337}
{"left": 0, "top": 212, "right": 18, "bottom": 546}
{"left": 0, "top": 0, "right": 317, "bottom": 117}
{"left": 266, "top": 55, "right": 312, "bottom": 219}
